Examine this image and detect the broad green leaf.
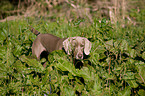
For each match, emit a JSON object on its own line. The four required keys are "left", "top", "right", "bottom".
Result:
{"left": 135, "top": 62, "right": 145, "bottom": 84}
{"left": 50, "top": 50, "right": 77, "bottom": 76}
{"left": 12, "top": 60, "right": 27, "bottom": 73}
{"left": 91, "top": 77, "right": 102, "bottom": 95}
{"left": 60, "top": 75, "right": 69, "bottom": 84}
{"left": 0, "top": 60, "right": 7, "bottom": 79}
{"left": 135, "top": 41, "right": 145, "bottom": 54}
{"left": 74, "top": 82, "right": 84, "bottom": 93}
{"left": 90, "top": 52, "right": 100, "bottom": 61}
{"left": 114, "top": 40, "right": 121, "bottom": 48}
{"left": 0, "top": 46, "right": 6, "bottom": 59}
{"left": 123, "top": 71, "right": 135, "bottom": 80}
{"left": 105, "top": 39, "right": 113, "bottom": 50}
{"left": 102, "top": 72, "right": 115, "bottom": 80}
{"left": 138, "top": 89, "right": 145, "bottom": 96}
{"left": 0, "top": 43, "right": 15, "bottom": 66}
{"left": 115, "top": 67, "right": 122, "bottom": 71}
{"left": 126, "top": 80, "right": 138, "bottom": 88}
{"left": 120, "top": 40, "right": 128, "bottom": 51}
{"left": 96, "top": 45, "right": 106, "bottom": 53}
{"left": 48, "top": 50, "right": 67, "bottom": 63}
{"left": 77, "top": 67, "right": 94, "bottom": 81}
{"left": 118, "top": 87, "right": 131, "bottom": 96}
{"left": 20, "top": 55, "right": 44, "bottom": 72}
{"left": 68, "top": 72, "right": 74, "bottom": 79}
{"left": 129, "top": 49, "right": 137, "bottom": 58}
{"left": 13, "top": 45, "right": 22, "bottom": 57}
{"left": 61, "top": 86, "right": 75, "bottom": 96}
{"left": 86, "top": 80, "right": 94, "bottom": 90}
{"left": 55, "top": 60, "right": 77, "bottom": 76}
{"left": 0, "top": 31, "right": 6, "bottom": 43}
{"left": 142, "top": 51, "right": 145, "bottom": 60}
{"left": 101, "top": 18, "right": 107, "bottom": 27}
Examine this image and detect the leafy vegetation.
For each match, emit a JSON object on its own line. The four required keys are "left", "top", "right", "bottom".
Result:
{"left": 0, "top": 15, "right": 144, "bottom": 95}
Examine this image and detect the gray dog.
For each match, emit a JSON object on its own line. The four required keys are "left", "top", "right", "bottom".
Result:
{"left": 30, "top": 27, "right": 91, "bottom": 60}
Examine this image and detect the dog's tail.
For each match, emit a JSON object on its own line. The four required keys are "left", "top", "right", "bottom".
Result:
{"left": 29, "top": 26, "right": 40, "bottom": 36}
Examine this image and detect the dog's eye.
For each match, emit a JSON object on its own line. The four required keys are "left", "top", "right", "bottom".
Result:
{"left": 81, "top": 42, "right": 85, "bottom": 46}
{"left": 72, "top": 40, "right": 76, "bottom": 46}
{"left": 80, "top": 44, "right": 84, "bottom": 47}
{"left": 72, "top": 43, "right": 76, "bottom": 47}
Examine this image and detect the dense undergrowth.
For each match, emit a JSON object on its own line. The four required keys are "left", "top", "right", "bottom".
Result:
{"left": 0, "top": 15, "right": 144, "bottom": 95}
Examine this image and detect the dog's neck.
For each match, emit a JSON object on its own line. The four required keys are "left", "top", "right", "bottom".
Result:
{"left": 56, "top": 38, "right": 67, "bottom": 50}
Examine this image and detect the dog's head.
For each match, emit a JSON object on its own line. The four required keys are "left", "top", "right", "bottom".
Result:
{"left": 63, "top": 37, "right": 91, "bottom": 59}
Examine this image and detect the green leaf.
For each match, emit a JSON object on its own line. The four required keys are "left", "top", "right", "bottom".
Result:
{"left": 61, "top": 86, "right": 75, "bottom": 96}
{"left": 138, "top": 89, "right": 145, "bottom": 96}
{"left": 135, "top": 62, "right": 145, "bottom": 84}
{"left": 13, "top": 60, "right": 27, "bottom": 73}
{"left": 77, "top": 67, "right": 94, "bottom": 81}
{"left": 87, "top": 81, "right": 95, "bottom": 90}
{"left": 115, "top": 67, "right": 122, "bottom": 71}
{"left": 118, "top": 87, "right": 131, "bottom": 96}
{"left": 114, "top": 40, "right": 121, "bottom": 48}
{"left": 129, "top": 49, "right": 137, "bottom": 58}
{"left": 0, "top": 46, "right": 6, "bottom": 59}
{"left": 101, "top": 18, "right": 107, "bottom": 27}
{"left": 0, "top": 31, "right": 6, "bottom": 43}
{"left": 91, "top": 76, "right": 102, "bottom": 95}
{"left": 105, "top": 39, "right": 113, "bottom": 50}
{"left": 123, "top": 71, "right": 135, "bottom": 80}
{"left": 0, "top": 43, "right": 15, "bottom": 66}
{"left": 0, "top": 60, "right": 7, "bottom": 79}
{"left": 48, "top": 50, "right": 67, "bottom": 63}
{"left": 68, "top": 72, "right": 74, "bottom": 79}
{"left": 90, "top": 52, "right": 100, "bottom": 63}
{"left": 142, "top": 51, "right": 145, "bottom": 60}
{"left": 13, "top": 45, "right": 22, "bottom": 57}
{"left": 102, "top": 71, "right": 115, "bottom": 80}
{"left": 95, "top": 45, "right": 106, "bottom": 60}
{"left": 74, "top": 82, "right": 84, "bottom": 93}
{"left": 55, "top": 60, "right": 77, "bottom": 76}
{"left": 120, "top": 40, "right": 129, "bottom": 51}
{"left": 20, "top": 55, "right": 44, "bottom": 72}
{"left": 49, "top": 50, "right": 78, "bottom": 76}
{"left": 126, "top": 80, "right": 138, "bottom": 88}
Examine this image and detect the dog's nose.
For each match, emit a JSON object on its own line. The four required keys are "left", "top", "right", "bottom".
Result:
{"left": 78, "top": 54, "right": 83, "bottom": 59}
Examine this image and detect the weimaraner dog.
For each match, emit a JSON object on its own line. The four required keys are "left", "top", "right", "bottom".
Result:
{"left": 30, "top": 27, "right": 91, "bottom": 60}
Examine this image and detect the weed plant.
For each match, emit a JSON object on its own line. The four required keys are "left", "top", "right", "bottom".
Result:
{"left": 0, "top": 13, "right": 144, "bottom": 95}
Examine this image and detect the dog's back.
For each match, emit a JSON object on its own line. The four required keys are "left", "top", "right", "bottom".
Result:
{"left": 30, "top": 27, "right": 65, "bottom": 59}
{"left": 38, "top": 34, "right": 62, "bottom": 52}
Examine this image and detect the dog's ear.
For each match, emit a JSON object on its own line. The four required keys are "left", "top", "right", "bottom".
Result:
{"left": 63, "top": 37, "right": 75, "bottom": 55}
{"left": 84, "top": 38, "right": 92, "bottom": 55}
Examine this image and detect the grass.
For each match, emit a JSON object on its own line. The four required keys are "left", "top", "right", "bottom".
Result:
{"left": 0, "top": 11, "right": 145, "bottom": 95}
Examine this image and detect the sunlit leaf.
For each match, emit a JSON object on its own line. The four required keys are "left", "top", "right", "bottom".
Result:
{"left": 127, "top": 80, "right": 138, "bottom": 88}
{"left": 77, "top": 67, "right": 94, "bottom": 81}
{"left": 142, "top": 52, "right": 145, "bottom": 60}
{"left": 135, "top": 62, "right": 145, "bottom": 84}
{"left": 20, "top": 55, "right": 44, "bottom": 72}
{"left": 74, "top": 83, "right": 84, "bottom": 93}
{"left": 13, "top": 45, "right": 22, "bottom": 57}
{"left": 118, "top": 87, "right": 131, "bottom": 96}
{"left": 105, "top": 39, "right": 113, "bottom": 50}
{"left": 138, "top": 89, "right": 145, "bottom": 96}
{"left": 129, "top": 49, "right": 137, "bottom": 58}
{"left": 120, "top": 40, "right": 128, "bottom": 51}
